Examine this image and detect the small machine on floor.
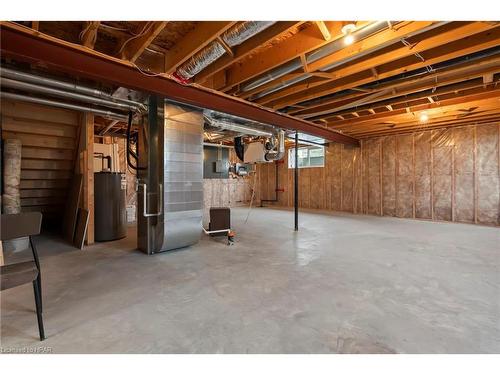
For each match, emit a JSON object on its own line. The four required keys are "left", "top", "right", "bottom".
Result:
{"left": 203, "top": 207, "right": 234, "bottom": 245}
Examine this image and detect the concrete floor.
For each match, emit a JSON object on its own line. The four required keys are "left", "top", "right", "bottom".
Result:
{"left": 1, "top": 207, "right": 499, "bottom": 353}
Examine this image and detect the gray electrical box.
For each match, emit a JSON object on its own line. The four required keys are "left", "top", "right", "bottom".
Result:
{"left": 215, "top": 160, "right": 225, "bottom": 173}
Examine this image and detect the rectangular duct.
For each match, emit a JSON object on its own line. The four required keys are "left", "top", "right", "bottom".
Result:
{"left": 138, "top": 98, "right": 203, "bottom": 254}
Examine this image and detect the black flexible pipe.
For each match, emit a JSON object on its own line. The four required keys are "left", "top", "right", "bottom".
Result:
{"left": 126, "top": 111, "right": 146, "bottom": 171}
{"left": 234, "top": 136, "right": 245, "bottom": 162}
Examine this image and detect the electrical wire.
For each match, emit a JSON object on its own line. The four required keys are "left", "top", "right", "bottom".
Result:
{"left": 117, "top": 22, "right": 151, "bottom": 55}
{"left": 126, "top": 111, "right": 146, "bottom": 171}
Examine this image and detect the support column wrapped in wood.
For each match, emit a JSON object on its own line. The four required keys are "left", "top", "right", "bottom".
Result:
{"left": 2, "top": 138, "right": 22, "bottom": 214}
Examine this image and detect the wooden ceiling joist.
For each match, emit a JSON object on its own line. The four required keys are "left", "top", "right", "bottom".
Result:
{"left": 315, "top": 21, "right": 331, "bottom": 41}
{"left": 355, "top": 115, "right": 500, "bottom": 137}
{"left": 257, "top": 24, "right": 499, "bottom": 108}
{"left": 195, "top": 21, "right": 303, "bottom": 84}
{"left": 119, "top": 21, "right": 169, "bottom": 63}
{"left": 265, "top": 27, "right": 500, "bottom": 109}
{"left": 222, "top": 21, "right": 346, "bottom": 91}
{"left": 289, "top": 54, "right": 500, "bottom": 118}
{"left": 328, "top": 89, "right": 500, "bottom": 131}
{"left": 81, "top": 21, "right": 100, "bottom": 49}
{"left": 243, "top": 21, "right": 437, "bottom": 102}
{"left": 0, "top": 22, "right": 359, "bottom": 146}
{"left": 317, "top": 79, "right": 499, "bottom": 122}
{"left": 4, "top": 20, "right": 500, "bottom": 140}
{"left": 164, "top": 21, "right": 237, "bottom": 74}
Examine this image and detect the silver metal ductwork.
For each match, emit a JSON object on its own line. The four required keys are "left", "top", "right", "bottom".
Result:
{"left": 0, "top": 66, "right": 146, "bottom": 121}
{"left": 138, "top": 98, "right": 204, "bottom": 254}
{"left": 242, "top": 21, "right": 450, "bottom": 100}
{"left": 1, "top": 77, "right": 139, "bottom": 113}
{"left": 0, "top": 91, "right": 129, "bottom": 120}
{"left": 264, "top": 129, "right": 285, "bottom": 161}
{"left": 176, "top": 21, "right": 276, "bottom": 80}
{"left": 204, "top": 109, "right": 274, "bottom": 137}
{"left": 1, "top": 66, "right": 146, "bottom": 112}
{"left": 203, "top": 109, "right": 286, "bottom": 162}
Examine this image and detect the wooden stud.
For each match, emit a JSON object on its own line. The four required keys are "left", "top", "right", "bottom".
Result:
{"left": 81, "top": 21, "right": 100, "bottom": 49}
{"left": 81, "top": 113, "right": 94, "bottom": 245}
{"left": 164, "top": 21, "right": 236, "bottom": 74}
{"left": 120, "top": 21, "right": 169, "bottom": 63}
{"left": 217, "top": 36, "right": 234, "bottom": 57}
{"left": 473, "top": 125, "right": 479, "bottom": 223}
{"left": 222, "top": 21, "right": 345, "bottom": 90}
{"left": 451, "top": 133, "right": 456, "bottom": 222}
{"left": 412, "top": 133, "right": 416, "bottom": 219}
{"left": 300, "top": 54, "right": 309, "bottom": 73}
{"left": 430, "top": 131, "right": 435, "bottom": 221}
{"left": 195, "top": 22, "right": 303, "bottom": 83}
{"left": 315, "top": 21, "right": 331, "bottom": 41}
{"left": 264, "top": 26, "right": 500, "bottom": 109}
{"left": 379, "top": 138, "right": 383, "bottom": 216}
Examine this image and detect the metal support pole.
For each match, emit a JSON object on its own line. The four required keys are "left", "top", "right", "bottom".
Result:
{"left": 294, "top": 131, "right": 299, "bottom": 231}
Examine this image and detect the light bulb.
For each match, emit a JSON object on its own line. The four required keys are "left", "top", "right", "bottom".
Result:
{"left": 344, "top": 33, "right": 355, "bottom": 45}
{"left": 419, "top": 112, "right": 429, "bottom": 122}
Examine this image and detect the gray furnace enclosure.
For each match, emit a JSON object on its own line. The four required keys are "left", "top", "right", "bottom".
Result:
{"left": 137, "top": 98, "right": 204, "bottom": 254}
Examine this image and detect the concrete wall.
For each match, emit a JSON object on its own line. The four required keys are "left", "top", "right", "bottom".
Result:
{"left": 258, "top": 122, "right": 500, "bottom": 226}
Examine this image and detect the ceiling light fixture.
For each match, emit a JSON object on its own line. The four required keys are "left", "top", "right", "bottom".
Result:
{"left": 419, "top": 112, "right": 429, "bottom": 122}
{"left": 341, "top": 23, "right": 356, "bottom": 45}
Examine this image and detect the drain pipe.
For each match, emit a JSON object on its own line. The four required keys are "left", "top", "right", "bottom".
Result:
{"left": 1, "top": 77, "right": 141, "bottom": 113}
{"left": 1, "top": 92, "right": 128, "bottom": 121}
{"left": 0, "top": 66, "right": 146, "bottom": 112}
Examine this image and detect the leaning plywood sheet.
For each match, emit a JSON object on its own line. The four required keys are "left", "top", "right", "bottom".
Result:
{"left": 73, "top": 208, "right": 89, "bottom": 250}
{"left": 476, "top": 124, "right": 500, "bottom": 225}
{"left": 414, "top": 131, "right": 432, "bottom": 219}
{"left": 62, "top": 174, "right": 83, "bottom": 242}
{"left": 453, "top": 126, "right": 475, "bottom": 223}
{"left": 396, "top": 134, "right": 414, "bottom": 218}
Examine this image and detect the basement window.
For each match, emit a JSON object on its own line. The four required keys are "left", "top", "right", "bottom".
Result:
{"left": 288, "top": 146, "right": 325, "bottom": 168}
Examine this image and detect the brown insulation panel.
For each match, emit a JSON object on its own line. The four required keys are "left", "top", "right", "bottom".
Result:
{"left": 256, "top": 122, "right": 499, "bottom": 227}
{"left": 453, "top": 126, "right": 475, "bottom": 223}
{"left": 432, "top": 129, "right": 453, "bottom": 221}
{"left": 396, "top": 134, "right": 414, "bottom": 218}
{"left": 414, "top": 131, "right": 432, "bottom": 219}
{"left": 366, "top": 139, "right": 382, "bottom": 215}
{"left": 476, "top": 124, "right": 500, "bottom": 225}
